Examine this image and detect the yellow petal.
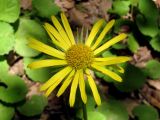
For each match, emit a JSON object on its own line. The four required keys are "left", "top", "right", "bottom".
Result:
{"left": 44, "top": 23, "right": 69, "bottom": 49}
{"left": 94, "top": 33, "right": 127, "bottom": 55}
{"left": 85, "top": 69, "right": 101, "bottom": 105}
{"left": 28, "top": 38, "right": 65, "bottom": 59}
{"left": 61, "top": 13, "right": 75, "bottom": 45}
{"left": 94, "top": 56, "right": 131, "bottom": 65}
{"left": 69, "top": 70, "right": 80, "bottom": 107}
{"left": 57, "top": 70, "right": 75, "bottom": 97}
{"left": 114, "top": 65, "right": 125, "bottom": 73}
{"left": 28, "top": 59, "right": 67, "bottom": 69}
{"left": 91, "top": 20, "right": 115, "bottom": 50}
{"left": 44, "top": 26, "right": 68, "bottom": 50}
{"left": 40, "top": 66, "right": 72, "bottom": 91}
{"left": 85, "top": 19, "right": 105, "bottom": 46}
{"left": 51, "top": 15, "right": 72, "bottom": 46}
{"left": 79, "top": 69, "right": 87, "bottom": 104}
{"left": 91, "top": 64, "right": 122, "bottom": 82}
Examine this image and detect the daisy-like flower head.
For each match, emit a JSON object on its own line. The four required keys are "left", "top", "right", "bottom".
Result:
{"left": 28, "top": 13, "right": 131, "bottom": 107}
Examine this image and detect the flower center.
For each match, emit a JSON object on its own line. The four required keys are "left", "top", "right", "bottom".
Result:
{"left": 65, "top": 44, "right": 93, "bottom": 69}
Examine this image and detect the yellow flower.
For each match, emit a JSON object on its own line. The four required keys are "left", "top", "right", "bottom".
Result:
{"left": 28, "top": 13, "right": 131, "bottom": 107}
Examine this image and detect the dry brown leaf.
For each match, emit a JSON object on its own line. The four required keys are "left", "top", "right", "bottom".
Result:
{"left": 20, "top": 0, "right": 32, "bottom": 10}
{"left": 148, "top": 80, "right": 160, "bottom": 90}
{"left": 131, "top": 46, "right": 152, "bottom": 68}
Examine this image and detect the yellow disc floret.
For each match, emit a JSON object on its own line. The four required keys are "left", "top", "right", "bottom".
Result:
{"left": 66, "top": 44, "right": 93, "bottom": 69}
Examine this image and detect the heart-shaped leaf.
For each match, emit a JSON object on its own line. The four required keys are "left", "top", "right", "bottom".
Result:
{"left": 17, "top": 95, "right": 47, "bottom": 117}
{"left": 0, "top": 22, "right": 15, "bottom": 55}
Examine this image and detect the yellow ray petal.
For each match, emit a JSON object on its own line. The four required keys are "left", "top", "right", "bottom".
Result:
{"left": 94, "top": 33, "right": 127, "bottom": 55}
{"left": 94, "top": 56, "right": 131, "bottom": 65}
{"left": 69, "top": 70, "right": 80, "bottom": 107}
{"left": 57, "top": 70, "right": 75, "bottom": 97}
{"left": 28, "top": 38, "right": 65, "bottom": 59}
{"left": 91, "top": 64, "right": 122, "bottom": 82}
{"left": 28, "top": 59, "right": 67, "bottom": 69}
{"left": 91, "top": 20, "right": 115, "bottom": 50}
{"left": 51, "top": 15, "right": 72, "bottom": 46}
{"left": 85, "top": 69, "right": 101, "bottom": 105}
{"left": 85, "top": 19, "right": 105, "bottom": 46}
{"left": 61, "top": 13, "right": 75, "bottom": 45}
{"left": 44, "top": 23, "right": 69, "bottom": 49}
{"left": 45, "top": 69, "right": 73, "bottom": 97}
{"left": 79, "top": 69, "right": 87, "bottom": 104}
{"left": 44, "top": 26, "right": 68, "bottom": 50}
{"left": 40, "top": 66, "right": 72, "bottom": 91}
{"left": 114, "top": 65, "right": 125, "bottom": 73}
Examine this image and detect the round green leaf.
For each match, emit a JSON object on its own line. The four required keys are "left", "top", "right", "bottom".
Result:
{"left": 136, "top": 0, "right": 159, "bottom": 37}
{"left": 0, "top": 0, "right": 20, "bottom": 23}
{"left": 150, "top": 34, "right": 160, "bottom": 52}
{"left": 136, "top": 14, "right": 158, "bottom": 37}
{"left": 15, "top": 18, "right": 48, "bottom": 57}
{"left": 32, "top": 0, "right": 60, "bottom": 18}
{"left": 127, "top": 34, "right": 139, "bottom": 53}
{"left": 0, "top": 75, "right": 28, "bottom": 103}
{"left": 24, "top": 57, "right": 52, "bottom": 82}
{"left": 97, "top": 100, "right": 129, "bottom": 120}
{"left": 17, "top": 95, "right": 47, "bottom": 117}
{"left": 115, "top": 64, "right": 146, "bottom": 92}
{"left": 133, "top": 105, "right": 159, "bottom": 120}
{"left": 0, "top": 103, "right": 15, "bottom": 120}
{"left": 143, "top": 60, "right": 160, "bottom": 79}
{"left": 0, "top": 22, "right": 15, "bottom": 55}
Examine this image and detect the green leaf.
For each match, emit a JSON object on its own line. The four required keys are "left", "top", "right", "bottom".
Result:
{"left": 0, "top": 22, "right": 15, "bottom": 55}
{"left": 0, "top": 103, "right": 15, "bottom": 120}
{"left": 23, "top": 56, "right": 52, "bottom": 82}
{"left": 109, "top": 0, "right": 130, "bottom": 16}
{"left": 150, "top": 34, "right": 160, "bottom": 52}
{"left": 138, "top": 0, "right": 158, "bottom": 18}
{"left": 0, "top": 0, "right": 20, "bottom": 23}
{"left": 88, "top": 111, "right": 106, "bottom": 120}
{"left": 115, "top": 64, "right": 146, "bottom": 92}
{"left": 32, "top": 0, "right": 60, "bottom": 18}
{"left": 15, "top": 18, "right": 48, "bottom": 57}
{"left": 112, "top": 43, "right": 127, "bottom": 50}
{"left": 143, "top": 60, "right": 160, "bottom": 79}
{"left": 133, "top": 105, "right": 159, "bottom": 120}
{"left": 0, "top": 75, "right": 27, "bottom": 103}
{"left": 0, "top": 60, "right": 9, "bottom": 78}
{"left": 136, "top": 0, "right": 159, "bottom": 37}
{"left": 97, "top": 100, "right": 129, "bottom": 120}
{"left": 136, "top": 14, "right": 158, "bottom": 37}
{"left": 127, "top": 34, "right": 139, "bottom": 53}
{"left": 17, "top": 95, "right": 47, "bottom": 117}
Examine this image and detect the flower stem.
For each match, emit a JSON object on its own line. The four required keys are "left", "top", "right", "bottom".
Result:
{"left": 82, "top": 102, "right": 88, "bottom": 120}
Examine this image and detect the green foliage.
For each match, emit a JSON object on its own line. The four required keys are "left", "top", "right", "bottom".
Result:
{"left": 127, "top": 34, "right": 139, "bottom": 53}
{"left": 115, "top": 64, "right": 146, "bottom": 92}
{"left": 0, "top": 22, "right": 15, "bottom": 55}
{"left": 0, "top": 0, "right": 20, "bottom": 23}
{"left": 17, "top": 95, "right": 47, "bottom": 117}
{"left": 15, "top": 18, "right": 48, "bottom": 57}
{"left": 77, "top": 97, "right": 129, "bottom": 120}
{"left": 133, "top": 105, "right": 159, "bottom": 120}
{"left": 143, "top": 60, "right": 160, "bottom": 79}
{"left": 150, "top": 34, "right": 160, "bottom": 52}
{"left": 23, "top": 56, "right": 52, "bottom": 82}
{"left": 0, "top": 60, "right": 9, "bottom": 77}
{"left": 0, "top": 75, "right": 28, "bottom": 103}
{"left": 0, "top": 104, "right": 15, "bottom": 120}
{"left": 109, "top": 0, "right": 130, "bottom": 16}
{"left": 136, "top": 0, "right": 159, "bottom": 37}
{"left": 32, "top": 0, "right": 60, "bottom": 18}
